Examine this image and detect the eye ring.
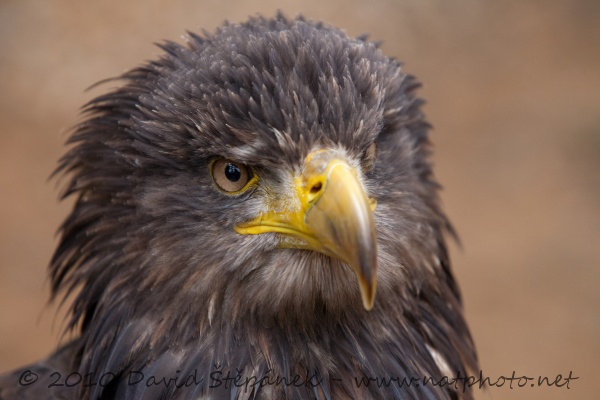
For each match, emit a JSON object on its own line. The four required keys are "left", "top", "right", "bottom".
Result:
{"left": 210, "top": 158, "right": 256, "bottom": 194}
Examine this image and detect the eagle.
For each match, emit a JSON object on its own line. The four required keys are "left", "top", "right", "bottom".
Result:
{"left": 0, "top": 14, "right": 478, "bottom": 400}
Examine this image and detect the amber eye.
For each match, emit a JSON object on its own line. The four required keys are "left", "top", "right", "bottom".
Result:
{"left": 211, "top": 158, "right": 253, "bottom": 193}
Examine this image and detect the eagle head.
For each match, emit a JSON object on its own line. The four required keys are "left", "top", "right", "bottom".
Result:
{"left": 47, "top": 14, "right": 477, "bottom": 400}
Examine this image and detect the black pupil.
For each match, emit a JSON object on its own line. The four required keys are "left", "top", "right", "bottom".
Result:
{"left": 225, "top": 163, "right": 241, "bottom": 182}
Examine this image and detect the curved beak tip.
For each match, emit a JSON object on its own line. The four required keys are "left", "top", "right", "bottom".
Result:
{"left": 362, "top": 288, "right": 376, "bottom": 310}
{"left": 357, "top": 265, "right": 377, "bottom": 310}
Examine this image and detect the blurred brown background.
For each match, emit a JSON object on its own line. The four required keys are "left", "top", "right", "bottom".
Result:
{"left": 1, "top": 1, "right": 598, "bottom": 399}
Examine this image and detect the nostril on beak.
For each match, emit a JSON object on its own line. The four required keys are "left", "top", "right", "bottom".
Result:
{"left": 310, "top": 182, "right": 322, "bottom": 194}
{"left": 307, "top": 181, "right": 323, "bottom": 203}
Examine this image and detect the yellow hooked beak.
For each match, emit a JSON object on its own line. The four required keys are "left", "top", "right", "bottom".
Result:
{"left": 235, "top": 150, "right": 378, "bottom": 310}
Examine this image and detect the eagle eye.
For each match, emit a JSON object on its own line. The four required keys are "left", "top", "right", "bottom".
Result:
{"left": 211, "top": 158, "right": 254, "bottom": 194}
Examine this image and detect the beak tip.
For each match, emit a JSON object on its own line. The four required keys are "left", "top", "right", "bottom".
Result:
{"left": 359, "top": 280, "right": 377, "bottom": 311}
